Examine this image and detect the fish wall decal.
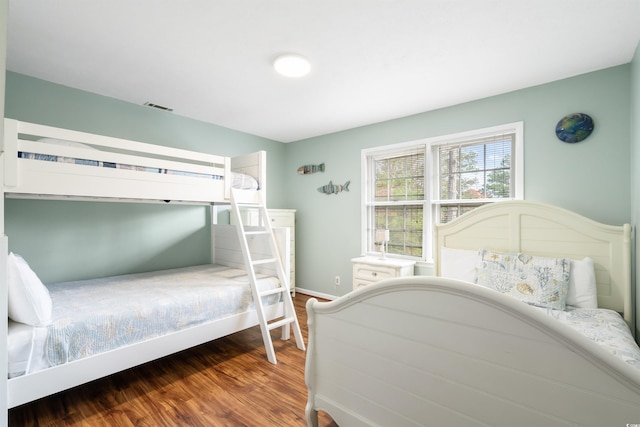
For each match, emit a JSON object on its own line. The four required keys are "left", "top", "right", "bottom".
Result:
{"left": 298, "top": 163, "right": 325, "bottom": 174}
{"left": 318, "top": 180, "right": 350, "bottom": 195}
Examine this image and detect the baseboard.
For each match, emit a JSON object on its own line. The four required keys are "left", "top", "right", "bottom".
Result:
{"left": 294, "top": 287, "right": 337, "bottom": 301}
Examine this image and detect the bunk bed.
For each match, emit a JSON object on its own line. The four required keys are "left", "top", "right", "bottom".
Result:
{"left": 0, "top": 119, "right": 291, "bottom": 415}
{"left": 305, "top": 201, "right": 640, "bottom": 427}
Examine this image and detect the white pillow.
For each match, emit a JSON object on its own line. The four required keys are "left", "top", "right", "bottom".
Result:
{"left": 7, "top": 253, "right": 52, "bottom": 326}
{"left": 439, "top": 247, "right": 479, "bottom": 282}
{"left": 231, "top": 172, "right": 259, "bottom": 190}
{"left": 566, "top": 257, "right": 598, "bottom": 308}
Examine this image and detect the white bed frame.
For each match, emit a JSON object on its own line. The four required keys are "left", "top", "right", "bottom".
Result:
{"left": 0, "top": 119, "right": 285, "bottom": 420}
{"left": 305, "top": 201, "right": 640, "bottom": 427}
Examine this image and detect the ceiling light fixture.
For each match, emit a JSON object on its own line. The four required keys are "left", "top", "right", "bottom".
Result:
{"left": 273, "top": 54, "right": 311, "bottom": 78}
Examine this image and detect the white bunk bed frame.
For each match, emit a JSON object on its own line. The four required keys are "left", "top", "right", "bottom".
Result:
{"left": 0, "top": 119, "right": 286, "bottom": 419}
{"left": 305, "top": 201, "right": 640, "bottom": 427}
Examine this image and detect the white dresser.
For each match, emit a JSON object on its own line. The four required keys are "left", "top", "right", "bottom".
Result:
{"left": 351, "top": 256, "right": 415, "bottom": 291}
{"left": 268, "top": 209, "right": 296, "bottom": 295}
{"left": 231, "top": 208, "right": 296, "bottom": 294}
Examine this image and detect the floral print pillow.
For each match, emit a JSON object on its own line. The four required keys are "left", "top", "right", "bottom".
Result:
{"left": 476, "top": 250, "right": 571, "bottom": 310}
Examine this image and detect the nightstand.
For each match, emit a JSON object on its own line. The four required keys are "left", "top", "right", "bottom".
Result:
{"left": 351, "top": 256, "right": 416, "bottom": 291}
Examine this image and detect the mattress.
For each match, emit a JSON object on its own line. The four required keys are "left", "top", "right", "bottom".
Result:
{"left": 8, "top": 264, "right": 279, "bottom": 378}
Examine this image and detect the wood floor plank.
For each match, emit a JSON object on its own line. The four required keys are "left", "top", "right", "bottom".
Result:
{"left": 8, "top": 294, "right": 338, "bottom": 426}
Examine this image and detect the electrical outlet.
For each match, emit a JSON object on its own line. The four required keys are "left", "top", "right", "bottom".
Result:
{"left": 334, "top": 276, "right": 341, "bottom": 286}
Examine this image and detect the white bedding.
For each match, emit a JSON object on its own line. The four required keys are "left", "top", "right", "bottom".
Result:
{"left": 8, "top": 264, "right": 280, "bottom": 378}
{"left": 7, "top": 322, "right": 40, "bottom": 378}
{"left": 439, "top": 246, "right": 640, "bottom": 371}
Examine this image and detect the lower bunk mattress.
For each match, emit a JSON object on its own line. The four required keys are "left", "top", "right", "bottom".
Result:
{"left": 8, "top": 264, "right": 280, "bottom": 378}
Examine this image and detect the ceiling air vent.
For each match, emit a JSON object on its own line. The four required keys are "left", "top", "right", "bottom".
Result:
{"left": 144, "top": 102, "right": 173, "bottom": 112}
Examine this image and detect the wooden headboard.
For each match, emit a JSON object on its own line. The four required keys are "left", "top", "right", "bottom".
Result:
{"left": 433, "top": 201, "right": 632, "bottom": 324}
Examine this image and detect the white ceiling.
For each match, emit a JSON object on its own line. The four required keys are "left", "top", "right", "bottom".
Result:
{"left": 6, "top": 1, "right": 640, "bottom": 143}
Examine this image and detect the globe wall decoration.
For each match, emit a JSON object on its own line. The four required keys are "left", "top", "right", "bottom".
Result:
{"left": 555, "top": 113, "right": 594, "bottom": 143}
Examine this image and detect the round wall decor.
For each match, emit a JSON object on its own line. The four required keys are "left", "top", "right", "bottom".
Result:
{"left": 555, "top": 113, "right": 594, "bottom": 143}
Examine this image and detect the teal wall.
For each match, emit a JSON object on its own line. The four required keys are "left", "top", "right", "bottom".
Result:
{"left": 287, "top": 65, "right": 632, "bottom": 297}
{"left": 4, "top": 72, "right": 286, "bottom": 283}
{"left": 631, "top": 42, "right": 640, "bottom": 336}
{"left": 3, "top": 64, "right": 635, "bottom": 300}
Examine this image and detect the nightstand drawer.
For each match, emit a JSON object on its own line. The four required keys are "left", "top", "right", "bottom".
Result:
{"left": 270, "top": 213, "right": 295, "bottom": 228}
{"left": 353, "top": 278, "right": 374, "bottom": 290}
{"left": 351, "top": 256, "right": 416, "bottom": 291}
{"left": 353, "top": 264, "right": 397, "bottom": 281}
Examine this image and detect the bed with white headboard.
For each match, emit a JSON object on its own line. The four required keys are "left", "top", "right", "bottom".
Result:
{"left": 0, "top": 119, "right": 293, "bottom": 421}
{"left": 305, "top": 200, "right": 640, "bottom": 427}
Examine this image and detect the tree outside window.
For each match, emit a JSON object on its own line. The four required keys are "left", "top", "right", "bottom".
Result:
{"left": 363, "top": 122, "right": 523, "bottom": 262}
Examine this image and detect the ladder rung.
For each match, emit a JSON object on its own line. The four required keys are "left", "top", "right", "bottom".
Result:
{"left": 267, "top": 317, "right": 295, "bottom": 331}
{"left": 235, "top": 203, "right": 263, "bottom": 208}
{"left": 244, "top": 230, "right": 270, "bottom": 236}
{"left": 259, "top": 286, "right": 288, "bottom": 297}
{"left": 252, "top": 258, "right": 278, "bottom": 266}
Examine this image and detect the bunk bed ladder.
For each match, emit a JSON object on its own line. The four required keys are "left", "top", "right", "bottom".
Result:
{"left": 230, "top": 189, "right": 305, "bottom": 364}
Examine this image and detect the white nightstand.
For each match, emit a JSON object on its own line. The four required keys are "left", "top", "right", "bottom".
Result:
{"left": 351, "top": 256, "right": 416, "bottom": 291}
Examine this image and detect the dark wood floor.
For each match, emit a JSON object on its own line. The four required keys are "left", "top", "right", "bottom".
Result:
{"left": 9, "top": 294, "right": 337, "bottom": 427}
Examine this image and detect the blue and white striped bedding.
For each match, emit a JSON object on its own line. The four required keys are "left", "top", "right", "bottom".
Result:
{"left": 17, "top": 137, "right": 262, "bottom": 189}
{"left": 11, "top": 264, "right": 280, "bottom": 377}
{"left": 18, "top": 151, "right": 225, "bottom": 181}
{"left": 18, "top": 151, "right": 262, "bottom": 189}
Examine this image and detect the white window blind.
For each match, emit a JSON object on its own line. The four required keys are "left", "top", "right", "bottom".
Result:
{"left": 435, "top": 131, "right": 515, "bottom": 223}
{"left": 362, "top": 122, "right": 522, "bottom": 262}
{"left": 371, "top": 150, "right": 425, "bottom": 257}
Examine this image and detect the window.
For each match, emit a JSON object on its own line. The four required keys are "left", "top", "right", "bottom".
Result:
{"left": 362, "top": 122, "right": 523, "bottom": 261}
{"left": 371, "top": 149, "right": 425, "bottom": 257}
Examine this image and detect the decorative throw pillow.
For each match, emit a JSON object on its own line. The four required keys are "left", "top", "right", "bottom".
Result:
{"left": 7, "top": 252, "right": 53, "bottom": 326}
{"left": 476, "top": 249, "right": 571, "bottom": 310}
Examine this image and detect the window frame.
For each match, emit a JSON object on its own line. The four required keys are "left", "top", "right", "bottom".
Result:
{"left": 361, "top": 122, "right": 523, "bottom": 263}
